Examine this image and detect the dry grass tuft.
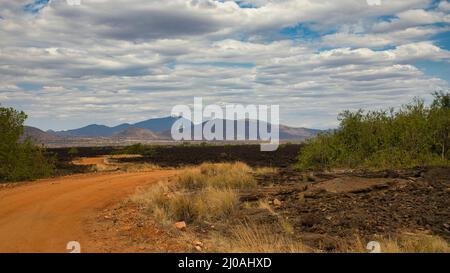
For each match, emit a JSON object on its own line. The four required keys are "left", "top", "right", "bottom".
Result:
{"left": 132, "top": 185, "right": 239, "bottom": 223}
{"left": 175, "top": 170, "right": 207, "bottom": 190}
{"left": 120, "top": 163, "right": 161, "bottom": 173}
{"left": 130, "top": 182, "right": 170, "bottom": 208}
{"left": 210, "top": 222, "right": 310, "bottom": 253}
{"left": 199, "top": 162, "right": 252, "bottom": 176}
{"left": 131, "top": 163, "right": 252, "bottom": 224}
{"left": 342, "top": 233, "right": 450, "bottom": 253}
{"left": 201, "top": 187, "right": 238, "bottom": 219}
{"left": 252, "top": 167, "right": 278, "bottom": 176}
{"left": 177, "top": 162, "right": 256, "bottom": 190}
{"left": 131, "top": 182, "right": 239, "bottom": 225}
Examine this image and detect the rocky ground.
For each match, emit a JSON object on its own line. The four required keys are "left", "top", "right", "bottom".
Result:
{"left": 242, "top": 167, "right": 450, "bottom": 250}
{"left": 46, "top": 145, "right": 449, "bottom": 252}
{"left": 94, "top": 165, "right": 449, "bottom": 252}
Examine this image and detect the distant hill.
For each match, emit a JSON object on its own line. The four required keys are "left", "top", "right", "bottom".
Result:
{"left": 133, "top": 116, "right": 183, "bottom": 132}
{"left": 51, "top": 116, "right": 185, "bottom": 137}
{"left": 112, "top": 127, "right": 166, "bottom": 140}
{"left": 52, "top": 123, "right": 131, "bottom": 137}
{"left": 279, "top": 125, "right": 322, "bottom": 140}
{"left": 168, "top": 119, "right": 321, "bottom": 141}
{"left": 22, "top": 126, "right": 63, "bottom": 143}
{"left": 47, "top": 116, "right": 323, "bottom": 141}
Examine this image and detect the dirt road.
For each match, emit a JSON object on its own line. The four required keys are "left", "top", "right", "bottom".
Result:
{"left": 0, "top": 170, "right": 178, "bottom": 253}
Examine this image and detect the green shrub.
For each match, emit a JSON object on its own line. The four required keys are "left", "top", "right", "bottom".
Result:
{"left": 112, "top": 143, "right": 156, "bottom": 158}
{"left": 0, "top": 106, "right": 54, "bottom": 182}
{"left": 68, "top": 147, "right": 79, "bottom": 157}
{"left": 297, "top": 92, "right": 450, "bottom": 170}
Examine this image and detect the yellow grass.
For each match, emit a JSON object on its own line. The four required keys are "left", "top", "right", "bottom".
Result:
{"left": 209, "top": 222, "right": 310, "bottom": 253}
{"left": 342, "top": 233, "right": 450, "bottom": 253}
{"left": 132, "top": 184, "right": 239, "bottom": 223}
{"left": 130, "top": 162, "right": 450, "bottom": 253}
{"left": 177, "top": 162, "right": 257, "bottom": 190}
{"left": 120, "top": 163, "right": 161, "bottom": 172}
{"left": 252, "top": 167, "right": 278, "bottom": 176}
{"left": 131, "top": 163, "right": 253, "bottom": 223}
{"left": 199, "top": 162, "right": 252, "bottom": 176}
{"left": 130, "top": 182, "right": 170, "bottom": 208}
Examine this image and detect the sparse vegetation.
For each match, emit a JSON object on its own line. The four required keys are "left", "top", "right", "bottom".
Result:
{"left": 131, "top": 162, "right": 256, "bottom": 224}
{"left": 112, "top": 143, "right": 157, "bottom": 158}
{"left": 68, "top": 147, "right": 79, "bottom": 158}
{"left": 297, "top": 92, "right": 450, "bottom": 170}
{"left": 119, "top": 162, "right": 161, "bottom": 172}
{"left": 343, "top": 233, "right": 450, "bottom": 253}
{"left": 209, "top": 222, "right": 309, "bottom": 253}
{"left": 177, "top": 162, "right": 256, "bottom": 190}
{"left": 209, "top": 225, "right": 449, "bottom": 253}
{"left": 132, "top": 183, "right": 238, "bottom": 223}
{"left": 0, "top": 106, "right": 54, "bottom": 182}
{"left": 252, "top": 167, "right": 278, "bottom": 176}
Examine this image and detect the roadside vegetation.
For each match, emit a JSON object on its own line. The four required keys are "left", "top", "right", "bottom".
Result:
{"left": 118, "top": 162, "right": 161, "bottom": 173}
{"left": 130, "top": 162, "right": 310, "bottom": 252}
{"left": 297, "top": 92, "right": 450, "bottom": 170}
{"left": 344, "top": 233, "right": 450, "bottom": 253}
{"left": 131, "top": 162, "right": 256, "bottom": 224}
{"left": 112, "top": 143, "right": 157, "bottom": 158}
{"left": 131, "top": 161, "right": 450, "bottom": 253}
{"left": 209, "top": 222, "right": 309, "bottom": 253}
{"left": 0, "top": 106, "right": 54, "bottom": 182}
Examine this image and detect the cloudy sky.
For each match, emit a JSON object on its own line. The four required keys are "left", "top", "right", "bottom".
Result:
{"left": 1, "top": 0, "right": 450, "bottom": 130}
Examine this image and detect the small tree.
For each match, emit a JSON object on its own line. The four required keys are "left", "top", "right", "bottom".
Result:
{"left": 0, "top": 106, "right": 54, "bottom": 182}
{"left": 430, "top": 91, "right": 450, "bottom": 159}
{"left": 68, "top": 147, "right": 79, "bottom": 158}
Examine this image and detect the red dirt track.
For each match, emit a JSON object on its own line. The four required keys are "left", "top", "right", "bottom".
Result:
{"left": 0, "top": 170, "right": 178, "bottom": 253}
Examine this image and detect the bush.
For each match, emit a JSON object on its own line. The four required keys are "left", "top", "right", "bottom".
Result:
{"left": 297, "top": 92, "right": 450, "bottom": 170}
{"left": 68, "top": 147, "right": 79, "bottom": 158}
{"left": 0, "top": 106, "right": 54, "bottom": 182}
{"left": 112, "top": 143, "right": 156, "bottom": 158}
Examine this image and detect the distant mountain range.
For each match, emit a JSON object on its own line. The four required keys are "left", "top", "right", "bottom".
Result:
{"left": 24, "top": 116, "right": 323, "bottom": 146}
{"left": 51, "top": 116, "right": 180, "bottom": 137}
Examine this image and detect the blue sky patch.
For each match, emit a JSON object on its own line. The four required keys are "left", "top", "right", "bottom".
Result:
{"left": 376, "top": 15, "right": 398, "bottom": 23}
{"left": 280, "top": 23, "right": 337, "bottom": 41}
{"left": 17, "top": 82, "right": 44, "bottom": 91}
{"left": 432, "top": 30, "right": 450, "bottom": 51}
{"left": 416, "top": 60, "right": 450, "bottom": 84}
{"left": 234, "top": 1, "right": 258, "bottom": 9}
{"left": 23, "top": 0, "right": 50, "bottom": 14}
